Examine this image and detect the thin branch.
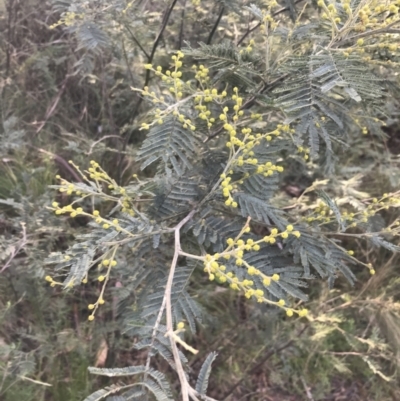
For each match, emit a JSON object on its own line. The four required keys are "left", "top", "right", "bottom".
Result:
{"left": 178, "top": 0, "right": 187, "bottom": 49}
{"left": 121, "top": 37, "right": 137, "bottom": 86}
{"left": 165, "top": 209, "right": 196, "bottom": 401}
{"left": 32, "top": 146, "right": 82, "bottom": 182}
{"left": 86, "top": 135, "right": 123, "bottom": 155}
{"left": 35, "top": 77, "right": 69, "bottom": 134}
{"left": 237, "top": 22, "right": 260, "bottom": 46}
{"left": 207, "top": 6, "right": 224, "bottom": 45}
{"left": 124, "top": 24, "right": 150, "bottom": 59}
{"left": 144, "top": 209, "right": 196, "bottom": 398}
{"left": 238, "top": 0, "right": 307, "bottom": 45}
{"left": 301, "top": 376, "right": 315, "bottom": 401}
{"left": 5, "top": 0, "right": 14, "bottom": 77}
{"left": 17, "top": 375, "right": 52, "bottom": 387}
{"left": 332, "top": 20, "right": 400, "bottom": 47}
{"left": 240, "top": 73, "right": 289, "bottom": 110}
{"left": 324, "top": 230, "right": 395, "bottom": 237}
{"left": 118, "top": 0, "right": 179, "bottom": 182}
{"left": 179, "top": 251, "right": 204, "bottom": 261}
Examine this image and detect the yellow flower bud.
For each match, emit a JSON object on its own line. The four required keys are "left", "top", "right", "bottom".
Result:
{"left": 272, "top": 274, "right": 280, "bottom": 281}
{"left": 263, "top": 277, "right": 271, "bottom": 286}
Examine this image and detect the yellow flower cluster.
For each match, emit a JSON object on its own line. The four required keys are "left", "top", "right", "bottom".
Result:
{"left": 49, "top": 11, "right": 83, "bottom": 29}
{"left": 297, "top": 146, "right": 310, "bottom": 161}
{"left": 318, "top": 0, "right": 400, "bottom": 39}
{"left": 194, "top": 86, "right": 227, "bottom": 129}
{"left": 225, "top": 122, "right": 292, "bottom": 152}
{"left": 45, "top": 246, "right": 120, "bottom": 321}
{"left": 240, "top": 39, "right": 256, "bottom": 54}
{"left": 220, "top": 176, "right": 238, "bottom": 208}
{"left": 303, "top": 192, "right": 400, "bottom": 231}
{"left": 346, "top": 250, "right": 376, "bottom": 276}
{"left": 141, "top": 52, "right": 197, "bottom": 131}
{"left": 304, "top": 202, "right": 360, "bottom": 227}
{"left": 52, "top": 200, "right": 127, "bottom": 232}
{"left": 202, "top": 224, "right": 304, "bottom": 317}
{"left": 122, "top": 1, "right": 134, "bottom": 14}
{"left": 318, "top": 0, "right": 342, "bottom": 24}
{"left": 251, "top": 112, "right": 263, "bottom": 121}
{"left": 193, "top": 64, "right": 211, "bottom": 85}
{"left": 353, "top": 1, "right": 399, "bottom": 31}
{"left": 367, "top": 263, "right": 376, "bottom": 275}
{"left": 260, "top": 1, "right": 279, "bottom": 29}
{"left": 45, "top": 275, "right": 64, "bottom": 287}
{"left": 53, "top": 160, "right": 136, "bottom": 217}
{"left": 85, "top": 248, "right": 120, "bottom": 321}
{"left": 217, "top": 118, "right": 291, "bottom": 207}
{"left": 48, "top": 161, "right": 154, "bottom": 321}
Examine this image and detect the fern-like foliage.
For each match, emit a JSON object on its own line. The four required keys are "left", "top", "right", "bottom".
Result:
{"left": 184, "top": 41, "right": 262, "bottom": 88}
{"left": 317, "top": 190, "right": 346, "bottom": 231}
{"left": 288, "top": 232, "right": 357, "bottom": 287}
{"left": 235, "top": 193, "right": 287, "bottom": 230}
{"left": 150, "top": 174, "right": 203, "bottom": 220}
{"left": 185, "top": 213, "right": 244, "bottom": 252}
{"left": 274, "top": 52, "right": 383, "bottom": 158}
{"left": 75, "top": 22, "right": 110, "bottom": 52}
{"left": 138, "top": 117, "right": 200, "bottom": 175}
{"left": 42, "top": 1, "right": 400, "bottom": 400}
{"left": 140, "top": 265, "right": 202, "bottom": 333}
{"left": 88, "top": 366, "right": 173, "bottom": 400}
{"left": 195, "top": 352, "right": 218, "bottom": 396}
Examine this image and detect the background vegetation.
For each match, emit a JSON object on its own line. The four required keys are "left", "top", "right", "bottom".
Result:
{"left": 1, "top": 0, "right": 400, "bottom": 400}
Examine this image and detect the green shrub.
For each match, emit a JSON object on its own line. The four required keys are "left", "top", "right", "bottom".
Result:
{"left": 1, "top": 0, "right": 400, "bottom": 400}
{"left": 42, "top": 1, "right": 400, "bottom": 400}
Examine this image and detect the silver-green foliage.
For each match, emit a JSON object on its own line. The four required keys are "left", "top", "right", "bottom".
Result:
{"left": 41, "top": 1, "right": 400, "bottom": 400}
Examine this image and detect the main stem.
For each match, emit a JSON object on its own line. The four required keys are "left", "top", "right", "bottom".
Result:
{"left": 165, "top": 209, "right": 196, "bottom": 401}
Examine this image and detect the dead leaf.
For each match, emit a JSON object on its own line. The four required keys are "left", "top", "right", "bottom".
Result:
{"left": 94, "top": 338, "right": 108, "bottom": 367}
